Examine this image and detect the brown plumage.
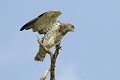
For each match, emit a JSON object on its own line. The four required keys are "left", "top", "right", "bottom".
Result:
{"left": 34, "top": 23, "right": 74, "bottom": 61}
{"left": 20, "top": 10, "right": 74, "bottom": 61}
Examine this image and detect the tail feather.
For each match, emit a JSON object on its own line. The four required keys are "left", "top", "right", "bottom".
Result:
{"left": 34, "top": 45, "right": 46, "bottom": 61}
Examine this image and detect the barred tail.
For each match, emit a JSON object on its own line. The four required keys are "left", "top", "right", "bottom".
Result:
{"left": 34, "top": 46, "right": 46, "bottom": 61}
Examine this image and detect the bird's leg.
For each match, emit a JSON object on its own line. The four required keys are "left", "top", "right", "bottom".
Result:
{"left": 54, "top": 41, "right": 62, "bottom": 50}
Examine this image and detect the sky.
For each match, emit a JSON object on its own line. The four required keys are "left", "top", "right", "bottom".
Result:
{"left": 0, "top": 0, "right": 120, "bottom": 80}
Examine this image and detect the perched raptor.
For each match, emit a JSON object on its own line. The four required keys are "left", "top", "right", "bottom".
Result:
{"left": 20, "top": 10, "right": 74, "bottom": 61}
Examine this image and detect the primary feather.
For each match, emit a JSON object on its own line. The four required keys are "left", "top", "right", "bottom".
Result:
{"left": 20, "top": 10, "right": 62, "bottom": 34}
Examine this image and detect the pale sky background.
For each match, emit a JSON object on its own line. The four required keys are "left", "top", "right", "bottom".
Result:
{"left": 0, "top": 0, "right": 120, "bottom": 80}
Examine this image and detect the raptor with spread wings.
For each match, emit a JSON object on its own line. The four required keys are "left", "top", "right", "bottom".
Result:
{"left": 20, "top": 10, "right": 74, "bottom": 61}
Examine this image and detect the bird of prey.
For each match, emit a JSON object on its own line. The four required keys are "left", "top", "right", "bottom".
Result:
{"left": 20, "top": 10, "right": 74, "bottom": 61}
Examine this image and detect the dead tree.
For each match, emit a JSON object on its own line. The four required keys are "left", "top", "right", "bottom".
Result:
{"left": 37, "top": 37, "right": 61, "bottom": 80}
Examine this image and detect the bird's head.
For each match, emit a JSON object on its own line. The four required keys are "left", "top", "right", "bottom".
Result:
{"left": 59, "top": 23, "right": 75, "bottom": 35}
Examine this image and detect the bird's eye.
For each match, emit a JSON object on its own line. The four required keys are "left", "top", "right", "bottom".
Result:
{"left": 72, "top": 26, "right": 74, "bottom": 28}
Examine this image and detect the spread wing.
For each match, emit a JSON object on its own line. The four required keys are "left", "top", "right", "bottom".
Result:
{"left": 20, "top": 10, "right": 62, "bottom": 34}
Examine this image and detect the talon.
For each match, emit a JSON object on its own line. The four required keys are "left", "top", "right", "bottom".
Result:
{"left": 59, "top": 46, "right": 62, "bottom": 50}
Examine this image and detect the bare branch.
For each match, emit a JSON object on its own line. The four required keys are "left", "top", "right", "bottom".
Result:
{"left": 37, "top": 36, "right": 61, "bottom": 80}
{"left": 40, "top": 69, "right": 50, "bottom": 80}
{"left": 50, "top": 44, "right": 61, "bottom": 80}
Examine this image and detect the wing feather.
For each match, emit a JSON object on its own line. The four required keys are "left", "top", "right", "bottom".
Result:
{"left": 20, "top": 17, "right": 38, "bottom": 31}
{"left": 20, "top": 10, "right": 62, "bottom": 34}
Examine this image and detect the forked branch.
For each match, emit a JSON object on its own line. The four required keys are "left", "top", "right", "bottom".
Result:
{"left": 37, "top": 37, "right": 61, "bottom": 80}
